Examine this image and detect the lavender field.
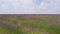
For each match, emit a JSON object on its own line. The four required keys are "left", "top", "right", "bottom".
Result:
{"left": 0, "top": 14, "right": 60, "bottom": 34}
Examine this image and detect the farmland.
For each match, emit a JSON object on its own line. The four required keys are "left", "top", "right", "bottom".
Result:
{"left": 0, "top": 14, "right": 60, "bottom": 34}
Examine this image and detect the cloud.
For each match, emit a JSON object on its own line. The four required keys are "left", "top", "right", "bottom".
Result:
{"left": 0, "top": 0, "right": 60, "bottom": 14}
{"left": 35, "top": 0, "right": 60, "bottom": 14}
{"left": 0, "top": 0, "right": 36, "bottom": 14}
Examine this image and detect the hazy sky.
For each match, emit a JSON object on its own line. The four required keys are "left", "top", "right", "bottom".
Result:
{"left": 0, "top": 0, "right": 60, "bottom": 14}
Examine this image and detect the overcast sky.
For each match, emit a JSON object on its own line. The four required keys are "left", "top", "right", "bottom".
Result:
{"left": 0, "top": 0, "right": 60, "bottom": 14}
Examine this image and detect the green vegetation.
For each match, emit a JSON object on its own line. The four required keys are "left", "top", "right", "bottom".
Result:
{"left": 0, "top": 16, "right": 60, "bottom": 34}
{"left": 21, "top": 22, "right": 60, "bottom": 34}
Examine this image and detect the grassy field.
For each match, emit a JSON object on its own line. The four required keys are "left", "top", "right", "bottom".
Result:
{"left": 0, "top": 14, "right": 60, "bottom": 34}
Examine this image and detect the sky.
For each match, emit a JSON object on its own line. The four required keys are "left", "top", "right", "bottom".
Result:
{"left": 0, "top": 0, "right": 60, "bottom": 14}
